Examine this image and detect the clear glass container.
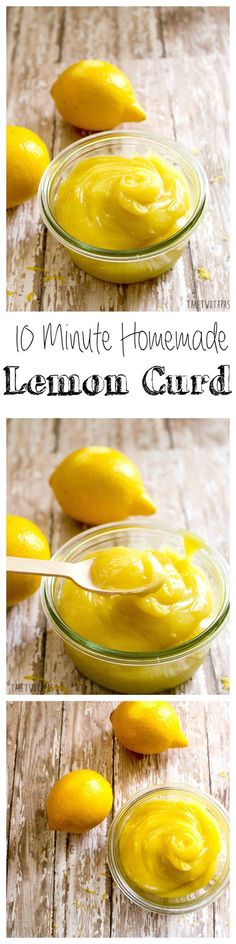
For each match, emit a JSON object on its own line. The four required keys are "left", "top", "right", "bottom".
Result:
{"left": 39, "top": 131, "right": 208, "bottom": 284}
{"left": 41, "top": 521, "right": 229, "bottom": 693}
{"left": 107, "top": 784, "right": 230, "bottom": 914}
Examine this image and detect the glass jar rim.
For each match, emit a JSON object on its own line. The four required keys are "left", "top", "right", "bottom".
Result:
{"left": 38, "top": 130, "right": 208, "bottom": 260}
{"left": 107, "top": 782, "right": 230, "bottom": 914}
{"left": 41, "top": 519, "right": 230, "bottom": 663}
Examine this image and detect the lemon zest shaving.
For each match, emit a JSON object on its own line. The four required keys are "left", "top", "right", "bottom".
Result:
{"left": 43, "top": 273, "right": 65, "bottom": 282}
{"left": 196, "top": 266, "right": 212, "bottom": 281}
{"left": 210, "top": 175, "right": 224, "bottom": 184}
{"left": 220, "top": 676, "right": 230, "bottom": 691}
{"left": 26, "top": 265, "right": 45, "bottom": 271}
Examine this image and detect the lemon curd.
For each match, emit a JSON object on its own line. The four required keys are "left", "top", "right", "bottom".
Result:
{"left": 116, "top": 794, "right": 222, "bottom": 899}
{"left": 55, "top": 153, "right": 191, "bottom": 255}
{"left": 42, "top": 524, "right": 229, "bottom": 692}
{"left": 56, "top": 538, "right": 213, "bottom": 654}
{"left": 40, "top": 133, "right": 208, "bottom": 284}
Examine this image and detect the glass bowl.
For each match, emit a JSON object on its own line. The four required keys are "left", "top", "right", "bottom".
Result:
{"left": 40, "top": 521, "right": 229, "bottom": 693}
{"left": 107, "top": 784, "right": 229, "bottom": 914}
{"left": 39, "top": 131, "right": 208, "bottom": 284}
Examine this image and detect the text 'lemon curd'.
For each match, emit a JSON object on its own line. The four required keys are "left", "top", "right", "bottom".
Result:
{"left": 56, "top": 540, "right": 213, "bottom": 653}
{"left": 55, "top": 153, "right": 191, "bottom": 252}
{"left": 117, "top": 795, "right": 222, "bottom": 898}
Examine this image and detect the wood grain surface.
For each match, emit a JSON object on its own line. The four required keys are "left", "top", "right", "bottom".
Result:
{"left": 7, "top": 699, "right": 230, "bottom": 938}
{"left": 7, "top": 6, "right": 229, "bottom": 312}
{"left": 7, "top": 418, "right": 229, "bottom": 695}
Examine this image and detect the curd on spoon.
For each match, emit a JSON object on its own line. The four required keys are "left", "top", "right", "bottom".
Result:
{"left": 56, "top": 535, "right": 213, "bottom": 653}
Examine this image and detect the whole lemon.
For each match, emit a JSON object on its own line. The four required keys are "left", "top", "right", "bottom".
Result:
{"left": 110, "top": 701, "right": 188, "bottom": 754}
{"left": 49, "top": 445, "right": 156, "bottom": 524}
{"left": 7, "top": 126, "right": 50, "bottom": 208}
{"left": 46, "top": 769, "right": 113, "bottom": 833}
{"left": 7, "top": 514, "right": 50, "bottom": 606}
{"left": 51, "top": 60, "right": 146, "bottom": 131}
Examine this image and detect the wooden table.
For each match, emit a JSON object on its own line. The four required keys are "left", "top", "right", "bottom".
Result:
{"left": 7, "top": 6, "right": 229, "bottom": 312}
{"left": 7, "top": 699, "right": 229, "bottom": 938}
{"left": 7, "top": 418, "right": 229, "bottom": 695}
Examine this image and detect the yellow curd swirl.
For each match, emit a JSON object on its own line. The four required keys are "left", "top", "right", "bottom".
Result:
{"left": 118, "top": 796, "right": 222, "bottom": 898}
{"left": 55, "top": 153, "right": 191, "bottom": 251}
{"left": 56, "top": 538, "right": 213, "bottom": 653}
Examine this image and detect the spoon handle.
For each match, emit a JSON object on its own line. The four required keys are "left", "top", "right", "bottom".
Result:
{"left": 6, "top": 556, "right": 70, "bottom": 580}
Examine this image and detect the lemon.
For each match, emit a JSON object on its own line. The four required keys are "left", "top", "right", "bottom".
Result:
{"left": 51, "top": 60, "right": 146, "bottom": 131}
{"left": 110, "top": 701, "right": 188, "bottom": 754}
{"left": 46, "top": 769, "right": 113, "bottom": 833}
{"left": 7, "top": 514, "right": 50, "bottom": 607}
{"left": 7, "top": 126, "right": 50, "bottom": 208}
{"left": 49, "top": 445, "right": 156, "bottom": 524}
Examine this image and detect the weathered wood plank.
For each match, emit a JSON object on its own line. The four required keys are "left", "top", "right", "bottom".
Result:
{"left": 7, "top": 703, "right": 21, "bottom": 837}
{"left": 207, "top": 702, "right": 230, "bottom": 937}
{"left": 7, "top": 419, "right": 229, "bottom": 695}
{"left": 7, "top": 7, "right": 22, "bottom": 74}
{"left": 7, "top": 419, "right": 56, "bottom": 694}
{"left": 53, "top": 702, "right": 113, "bottom": 937}
{"left": 7, "top": 8, "right": 65, "bottom": 310}
{"left": 161, "top": 6, "right": 229, "bottom": 57}
{"left": 7, "top": 701, "right": 63, "bottom": 937}
{"left": 10, "top": 6, "right": 64, "bottom": 73}
{"left": 62, "top": 6, "right": 165, "bottom": 61}
{"left": 7, "top": 7, "right": 229, "bottom": 312}
{"left": 167, "top": 437, "right": 230, "bottom": 695}
{"left": 7, "top": 700, "right": 229, "bottom": 938}
{"left": 169, "top": 418, "right": 229, "bottom": 451}
{"left": 165, "top": 55, "right": 229, "bottom": 310}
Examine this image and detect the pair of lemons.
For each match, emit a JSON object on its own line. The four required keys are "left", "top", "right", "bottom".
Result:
{"left": 47, "top": 700, "right": 188, "bottom": 834}
{"left": 7, "top": 444, "right": 156, "bottom": 606}
{"left": 7, "top": 60, "right": 146, "bottom": 208}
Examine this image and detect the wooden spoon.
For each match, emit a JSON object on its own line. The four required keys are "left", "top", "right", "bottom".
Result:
{"left": 6, "top": 555, "right": 165, "bottom": 597}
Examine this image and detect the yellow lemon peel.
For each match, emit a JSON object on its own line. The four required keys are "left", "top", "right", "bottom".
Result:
{"left": 7, "top": 126, "right": 50, "bottom": 208}
{"left": 46, "top": 769, "right": 113, "bottom": 833}
{"left": 51, "top": 60, "right": 146, "bottom": 131}
{"left": 110, "top": 700, "right": 188, "bottom": 754}
{"left": 7, "top": 514, "right": 50, "bottom": 607}
{"left": 49, "top": 446, "right": 156, "bottom": 524}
